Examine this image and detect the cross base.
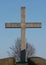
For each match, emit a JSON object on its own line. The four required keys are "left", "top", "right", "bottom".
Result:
{"left": 20, "top": 49, "right": 26, "bottom": 62}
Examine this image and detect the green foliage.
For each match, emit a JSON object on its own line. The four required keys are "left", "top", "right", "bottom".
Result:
{"left": 16, "top": 62, "right": 28, "bottom": 65}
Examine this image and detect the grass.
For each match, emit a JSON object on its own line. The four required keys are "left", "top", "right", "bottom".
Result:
{"left": 16, "top": 62, "right": 28, "bottom": 65}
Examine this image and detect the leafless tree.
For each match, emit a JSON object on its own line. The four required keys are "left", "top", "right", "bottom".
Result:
{"left": 8, "top": 38, "right": 35, "bottom": 62}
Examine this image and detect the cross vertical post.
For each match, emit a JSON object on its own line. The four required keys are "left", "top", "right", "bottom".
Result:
{"left": 21, "top": 7, "right": 26, "bottom": 62}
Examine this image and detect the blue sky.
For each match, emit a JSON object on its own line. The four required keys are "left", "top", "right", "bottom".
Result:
{"left": 0, "top": 0, "right": 46, "bottom": 59}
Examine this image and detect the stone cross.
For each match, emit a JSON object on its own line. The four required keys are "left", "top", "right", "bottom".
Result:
{"left": 5, "top": 7, "right": 41, "bottom": 62}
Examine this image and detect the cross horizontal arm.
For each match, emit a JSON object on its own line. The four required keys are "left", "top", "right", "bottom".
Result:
{"left": 26, "top": 22, "right": 41, "bottom": 28}
{"left": 5, "top": 23, "right": 21, "bottom": 28}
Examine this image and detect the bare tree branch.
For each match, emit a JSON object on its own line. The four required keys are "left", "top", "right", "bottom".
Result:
{"left": 8, "top": 38, "right": 35, "bottom": 62}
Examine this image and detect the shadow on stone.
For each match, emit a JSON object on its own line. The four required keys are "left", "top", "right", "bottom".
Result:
{"left": 27, "top": 58, "right": 37, "bottom": 65}
{"left": 20, "top": 49, "right": 26, "bottom": 62}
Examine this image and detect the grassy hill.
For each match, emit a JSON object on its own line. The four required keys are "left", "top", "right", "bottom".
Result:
{"left": 30, "top": 57, "right": 46, "bottom": 65}
{"left": 0, "top": 57, "right": 46, "bottom": 65}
